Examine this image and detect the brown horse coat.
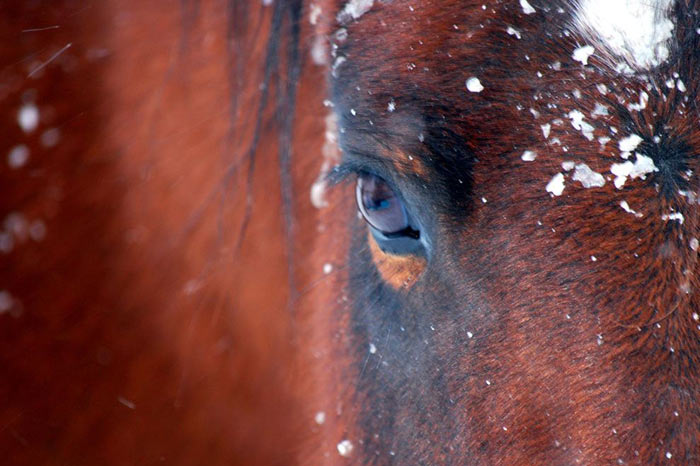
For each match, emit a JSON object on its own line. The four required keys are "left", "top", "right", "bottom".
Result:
{"left": 1, "top": 0, "right": 699, "bottom": 464}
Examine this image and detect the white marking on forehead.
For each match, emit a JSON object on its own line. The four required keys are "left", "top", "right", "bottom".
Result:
{"left": 574, "top": 0, "right": 675, "bottom": 70}
{"left": 338, "top": 0, "right": 374, "bottom": 24}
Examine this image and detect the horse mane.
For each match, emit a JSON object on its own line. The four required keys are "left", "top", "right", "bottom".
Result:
{"left": 0, "top": 1, "right": 319, "bottom": 463}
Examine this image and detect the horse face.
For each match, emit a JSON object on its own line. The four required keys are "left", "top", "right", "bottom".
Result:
{"left": 323, "top": 0, "right": 700, "bottom": 462}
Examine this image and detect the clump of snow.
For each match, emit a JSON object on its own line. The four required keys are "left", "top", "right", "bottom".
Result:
{"left": 309, "top": 4, "right": 322, "bottom": 25}
{"left": 0, "top": 290, "right": 13, "bottom": 313}
{"left": 541, "top": 123, "right": 551, "bottom": 139}
{"left": 466, "top": 77, "right": 484, "bottom": 93}
{"left": 311, "top": 35, "right": 328, "bottom": 65}
{"left": 18, "top": 103, "right": 39, "bottom": 133}
{"left": 618, "top": 134, "right": 643, "bottom": 158}
{"left": 620, "top": 200, "right": 643, "bottom": 217}
{"left": 520, "top": 0, "right": 536, "bottom": 14}
{"left": 591, "top": 102, "right": 609, "bottom": 117}
{"left": 572, "top": 163, "right": 605, "bottom": 188}
{"left": 314, "top": 411, "right": 326, "bottom": 425}
{"left": 40, "top": 128, "right": 60, "bottom": 147}
{"left": 507, "top": 27, "right": 522, "bottom": 39}
{"left": 546, "top": 173, "right": 565, "bottom": 196}
{"left": 337, "top": 439, "right": 354, "bottom": 457}
{"left": 662, "top": 212, "right": 684, "bottom": 224}
{"left": 331, "top": 56, "right": 346, "bottom": 78}
{"left": 567, "top": 110, "right": 595, "bottom": 140}
{"left": 610, "top": 153, "right": 658, "bottom": 188}
{"left": 7, "top": 145, "right": 29, "bottom": 169}
{"left": 521, "top": 150, "right": 537, "bottom": 161}
{"left": 572, "top": 45, "right": 595, "bottom": 65}
{"left": 627, "top": 91, "right": 648, "bottom": 111}
{"left": 338, "top": 0, "right": 374, "bottom": 24}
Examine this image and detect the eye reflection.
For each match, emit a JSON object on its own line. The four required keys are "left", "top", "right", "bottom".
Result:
{"left": 356, "top": 173, "right": 410, "bottom": 235}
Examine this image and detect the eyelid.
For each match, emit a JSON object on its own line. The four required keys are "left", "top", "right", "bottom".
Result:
{"left": 324, "top": 161, "right": 363, "bottom": 187}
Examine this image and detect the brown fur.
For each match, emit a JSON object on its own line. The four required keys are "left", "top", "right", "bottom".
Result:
{"left": 2, "top": 0, "right": 699, "bottom": 465}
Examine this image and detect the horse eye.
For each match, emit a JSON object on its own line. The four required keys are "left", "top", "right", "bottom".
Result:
{"left": 356, "top": 173, "right": 410, "bottom": 235}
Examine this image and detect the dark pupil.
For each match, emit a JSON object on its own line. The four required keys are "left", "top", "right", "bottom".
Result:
{"left": 356, "top": 174, "right": 409, "bottom": 234}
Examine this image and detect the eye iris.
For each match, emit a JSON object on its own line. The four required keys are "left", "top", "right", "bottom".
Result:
{"left": 356, "top": 174, "right": 409, "bottom": 234}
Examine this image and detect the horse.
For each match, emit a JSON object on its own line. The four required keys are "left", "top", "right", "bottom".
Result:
{"left": 1, "top": 0, "right": 699, "bottom": 464}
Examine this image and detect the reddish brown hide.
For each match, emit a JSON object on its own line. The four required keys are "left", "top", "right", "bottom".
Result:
{"left": 0, "top": 1, "right": 330, "bottom": 464}
{"left": 2, "top": 0, "right": 700, "bottom": 465}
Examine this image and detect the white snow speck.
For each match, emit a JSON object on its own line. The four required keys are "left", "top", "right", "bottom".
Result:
{"left": 546, "top": 173, "right": 565, "bottom": 196}
{"left": 323, "top": 263, "right": 333, "bottom": 274}
{"left": 337, "top": 439, "right": 354, "bottom": 457}
{"left": 118, "top": 397, "right": 136, "bottom": 409}
{"left": 7, "top": 145, "right": 29, "bottom": 169}
{"left": 315, "top": 411, "right": 326, "bottom": 425}
{"left": 466, "top": 77, "right": 484, "bottom": 93}
{"left": 572, "top": 45, "right": 595, "bottom": 65}
{"left": 520, "top": 0, "right": 536, "bottom": 14}
{"left": 666, "top": 451, "right": 672, "bottom": 459}
{"left": 572, "top": 163, "right": 605, "bottom": 188}
{"left": 331, "top": 56, "right": 346, "bottom": 78}
{"left": 677, "top": 79, "right": 686, "bottom": 92}
{"left": 18, "top": 103, "right": 39, "bottom": 133}
{"left": 562, "top": 161, "right": 575, "bottom": 171}
{"left": 40, "top": 128, "right": 60, "bottom": 147}
{"left": 591, "top": 102, "right": 609, "bottom": 117}
{"left": 620, "top": 200, "right": 643, "bottom": 217}
{"left": 610, "top": 153, "right": 658, "bottom": 189}
{"left": 311, "top": 35, "right": 328, "bottom": 65}
{"left": 619, "top": 134, "right": 643, "bottom": 157}
{"left": 338, "top": 0, "right": 374, "bottom": 23}
{"left": 467, "top": 331, "right": 473, "bottom": 338}
{"left": 521, "top": 150, "right": 537, "bottom": 162}
{"left": 627, "top": 91, "right": 648, "bottom": 112}
{"left": 507, "top": 26, "right": 522, "bottom": 39}
{"left": 541, "top": 123, "right": 551, "bottom": 139}
{"left": 369, "top": 343, "right": 377, "bottom": 354}
{"left": 661, "top": 212, "right": 684, "bottom": 224}
{"left": 0, "top": 290, "right": 13, "bottom": 313}
{"left": 567, "top": 110, "right": 595, "bottom": 141}
{"left": 591, "top": 255, "right": 597, "bottom": 261}
{"left": 387, "top": 100, "right": 395, "bottom": 112}
{"left": 690, "top": 238, "right": 699, "bottom": 251}
{"left": 310, "top": 113, "right": 340, "bottom": 209}
{"left": 309, "top": 4, "right": 322, "bottom": 25}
